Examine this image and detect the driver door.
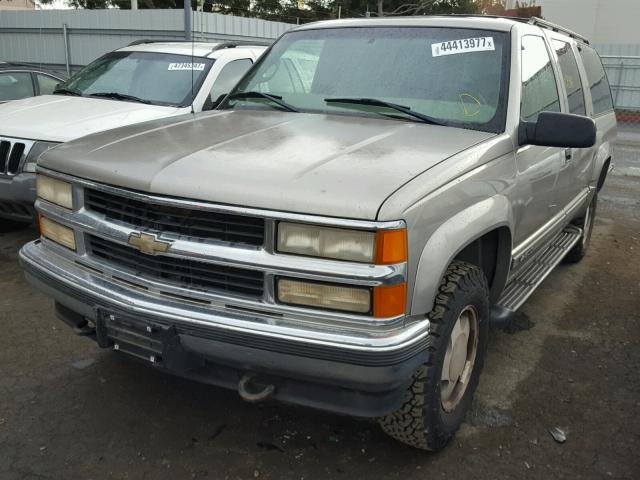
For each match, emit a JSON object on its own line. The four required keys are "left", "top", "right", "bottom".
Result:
{"left": 513, "top": 35, "right": 565, "bottom": 249}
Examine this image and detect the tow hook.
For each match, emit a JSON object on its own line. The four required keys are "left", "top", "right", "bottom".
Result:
{"left": 238, "top": 373, "right": 275, "bottom": 403}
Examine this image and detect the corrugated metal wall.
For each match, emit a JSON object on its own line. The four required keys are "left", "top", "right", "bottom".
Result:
{"left": 595, "top": 45, "right": 640, "bottom": 112}
{"left": 0, "top": 10, "right": 293, "bottom": 75}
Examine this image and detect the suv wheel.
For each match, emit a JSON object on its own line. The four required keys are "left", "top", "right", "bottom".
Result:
{"left": 379, "top": 260, "right": 489, "bottom": 451}
{"left": 564, "top": 192, "right": 597, "bottom": 263}
{"left": 0, "top": 218, "right": 30, "bottom": 233}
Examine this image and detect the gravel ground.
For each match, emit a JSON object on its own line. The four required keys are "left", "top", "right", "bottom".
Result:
{"left": 0, "top": 148, "right": 638, "bottom": 480}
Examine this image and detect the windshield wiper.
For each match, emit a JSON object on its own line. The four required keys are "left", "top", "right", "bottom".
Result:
{"left": 53, "top": 87, "right": 82, "bottom": 97}
{"left": 88, "top": 92, "right": 152, "bottom": 104}
{"left": 324, "top": 97, "right": 445, "bottom": 126}
{"left": 227, "top": 91, "right": 298, "bottom": 113}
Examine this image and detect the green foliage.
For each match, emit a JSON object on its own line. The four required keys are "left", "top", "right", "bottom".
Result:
{"left": 36, "top": 0, "right": 507, "bottom": 24}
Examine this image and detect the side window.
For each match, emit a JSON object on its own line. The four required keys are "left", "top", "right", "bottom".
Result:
{"left": 0, "top": 72, "right": 34, "bottom": 101}
{"left": 579, "top": 45, "right": 614, "bottom": 116}
{"left": 552, "top": 40, "right": 586, "bottom": 116}
{"left": 520, "top": 35, "right": 561, "bottom": 122}
{"left": 36, "top": 74, "right": 60, "bottom": 95}
{"left": 209, "top": 59, "right": 253, "bottom": 105}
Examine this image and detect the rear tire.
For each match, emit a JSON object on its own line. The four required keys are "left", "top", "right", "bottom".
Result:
{"left": 379, "top": 261, "right": 490, "bottom": 451}
{"left": 564, "top": 192, "right": 597, "bottom": 263}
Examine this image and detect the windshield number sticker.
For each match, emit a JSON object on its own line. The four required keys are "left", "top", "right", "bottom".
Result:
{"left": 432, "top": 37, "right": 495, "bottom": 57}
{"left": 168, "top": 63, "right": 206, "bottom": 71}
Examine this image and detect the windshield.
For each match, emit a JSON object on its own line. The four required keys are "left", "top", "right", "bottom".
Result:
{"left": 58, "top": 51, "right": 214, "bottom": 107}
{"left": 224, "top": 27, "right": 510, "bottom": 132}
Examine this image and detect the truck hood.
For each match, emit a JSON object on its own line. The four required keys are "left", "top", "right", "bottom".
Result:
{"left": 0, "top": 95, "right": 182, "bottom": 143}
{"left": 40, "top": 110, "right": 494, "bottom": 220}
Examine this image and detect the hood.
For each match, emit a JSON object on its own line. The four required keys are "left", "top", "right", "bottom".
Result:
{"left": 40, "top": 110, "right": 494, "bottom": 220}
{"left": 0, "top": 95, "right": 183, "bottom": 142}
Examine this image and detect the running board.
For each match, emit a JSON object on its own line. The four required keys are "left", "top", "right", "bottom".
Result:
{"left": 496, "top": 226, "right": 582, "bottom": 313}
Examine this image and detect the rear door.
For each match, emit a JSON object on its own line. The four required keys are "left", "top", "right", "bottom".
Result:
{"left": 547, "top": 34, "right": 592, "bottom": 211}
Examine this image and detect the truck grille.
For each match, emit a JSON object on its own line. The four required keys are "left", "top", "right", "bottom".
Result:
{"left": 85, "top": 189, "right": 265, "bottom": 247}
{"left": 88, "top": 235, "right": 265, "bottom": 298}
{"left": 0, "top": 139, "right": 27, "bottom": 175}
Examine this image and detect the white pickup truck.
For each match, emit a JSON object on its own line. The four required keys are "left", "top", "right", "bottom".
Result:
{"left": 0, "top": 40, "right": 266, "bottom": 227}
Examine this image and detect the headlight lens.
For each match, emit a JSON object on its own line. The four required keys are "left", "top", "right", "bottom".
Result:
{"left": 36, "top": 174, "right": 73, "bottom": 209}
{"left": 39, "top": 216, "right": 76, "bottom": 250}
{"left": 22, "top": 141, "right": 60, "bottom": 173}
{"left": 277, "top": 278, "right": 372, "bottom": 314}
{"left": 277, "top": 222, "right": 375, "bottom": 263}
{"left": 277, "top": 222, "right": 407, "bottom": 264}
{"left": 276, "top": 278, "right": 407, "bottom": 317}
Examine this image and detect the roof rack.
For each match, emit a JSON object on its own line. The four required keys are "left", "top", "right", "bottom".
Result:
{"left": 209, "top": 40, "right": 272, "bottom": 53}
{"left": 127, "top": 39, "right": 193, "bottom": 46}
{"left": 432, "top": 14, "right": 590, "bottom": 44}
{"left": 527, "top": 17, "right": 589, "bottom": 44}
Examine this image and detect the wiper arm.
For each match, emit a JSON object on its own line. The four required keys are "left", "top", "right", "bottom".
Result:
{"left": 227, "top": 91, "right": 298, "bottom": 113}
{"left": 53, "top": 87, "right": 82, "bottom": 97}
{"left": 324, "top": 97, "right": 445, "bottom": 126}
{"left": 88, "top": 92, "right": 152, "bottom": 104}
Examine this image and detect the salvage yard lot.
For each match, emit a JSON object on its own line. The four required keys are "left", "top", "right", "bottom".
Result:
{"left": 1, "top": 145, "right": 639, "bottom": 479}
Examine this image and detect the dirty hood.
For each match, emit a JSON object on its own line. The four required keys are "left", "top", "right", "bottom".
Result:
{"left": 0, "top": 95, "right": 182, "bottom": 143}
{"left": 40, "top": 110, "right": 494, "bottom": 219}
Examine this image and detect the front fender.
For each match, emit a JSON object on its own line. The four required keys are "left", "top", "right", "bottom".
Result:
{"left": 410, "top": 195, "right": 513, "bottom": 316}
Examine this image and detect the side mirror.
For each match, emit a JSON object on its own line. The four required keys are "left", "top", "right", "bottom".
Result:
{"left": 518, "top": 111, "right": 596, "bottom": 148}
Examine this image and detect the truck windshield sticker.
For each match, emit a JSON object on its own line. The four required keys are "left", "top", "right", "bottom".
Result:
{"left": 431, "top": 37, "right": 495, "bottom": 57}
{"left": 168, "top": 63, "right": 206, "bottom": 71}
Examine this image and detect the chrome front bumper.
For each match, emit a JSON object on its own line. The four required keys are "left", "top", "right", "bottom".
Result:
{"left": 20, "top": 239, "right": 430, "bottom": 359}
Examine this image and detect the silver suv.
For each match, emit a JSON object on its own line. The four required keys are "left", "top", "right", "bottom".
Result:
{"left": 20, "top": 16, "right": 616, "bottom": 451}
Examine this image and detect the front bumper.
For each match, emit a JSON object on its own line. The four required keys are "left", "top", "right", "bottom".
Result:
{"left": 20, "top": 240, "right": 430, "bottom": 417}
{"left": 0, "top": 172, "right": 36, "bottom": 222}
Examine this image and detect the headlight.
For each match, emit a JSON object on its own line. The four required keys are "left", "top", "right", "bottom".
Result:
{"left": 277, "top": 278, "right": 371, "bottom": 313}
{"left": 22, "top": 141, "right": 60, "bottom": 173}
{"left": 276, "top": 278, "right": 407, "bottom": 317}
{"left": 36, "top": 174, "right": 73, "bottom": 209}
{"left": 277, "top": 222, "right": 407, "bottom": 264}
{"left": 38, "top": 216, "right": 76, "bottom": 250}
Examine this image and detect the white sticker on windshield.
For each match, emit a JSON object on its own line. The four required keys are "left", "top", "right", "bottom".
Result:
{"left": 431, "top": 37, "right": 495, "bottom": 57}
{"left": 168, "top": 63, "right": 206, "bottom": 71}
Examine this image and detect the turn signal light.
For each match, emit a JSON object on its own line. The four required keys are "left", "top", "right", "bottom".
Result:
{"left": 374, "top": 228, "right": 408, "bottom": 265}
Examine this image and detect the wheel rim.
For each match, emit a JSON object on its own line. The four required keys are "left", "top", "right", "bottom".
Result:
{"left": 441, "top": 305, "right": 479, "bottom": 412}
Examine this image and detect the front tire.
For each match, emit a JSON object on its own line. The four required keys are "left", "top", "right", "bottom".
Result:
{"left": 0, "top": 218, "right": 31, "bottom": 233}
{"left": 564, "top": 192, "right": 597, "bottom": 263}
{"left": 379, "top": 261, "right": 490, "bottom": 451}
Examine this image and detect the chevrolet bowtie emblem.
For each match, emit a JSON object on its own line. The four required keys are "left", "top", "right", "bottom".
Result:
{"left": 127, "top": 232, "right": 171, "bottom": 255}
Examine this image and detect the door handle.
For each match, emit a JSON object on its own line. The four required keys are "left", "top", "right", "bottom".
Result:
{"left": 564, "top": 148, "right": 573, "bottom": 162}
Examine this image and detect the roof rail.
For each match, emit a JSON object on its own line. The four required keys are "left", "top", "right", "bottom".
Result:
{"left": 209, "top": 40, "right": 272, "bottom": 54}
{"left": 527, "top": 17, "right": 590, "bottom": 44}
{"left": 127, "top": 39, "right": 193, "bottom": 46}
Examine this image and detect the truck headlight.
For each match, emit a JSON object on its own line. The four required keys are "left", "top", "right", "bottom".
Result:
{"left": 276, "top": 278, "right": 407, "bottom": 317}
{"left": 22, "top": 141, "right": 60, "bottom": 173}
{"left": 36, "top": 174, "right": 73, "bottom": 209}
{"left": 39, "top": 216, "right": 76, "bottom": 250}
{"left": 277, "top": 222, "right": 407, "bottom": 264}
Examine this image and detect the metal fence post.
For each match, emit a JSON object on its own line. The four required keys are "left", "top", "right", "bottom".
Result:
{"left": 62, "top": 23, "right": 70, "bottom": 77}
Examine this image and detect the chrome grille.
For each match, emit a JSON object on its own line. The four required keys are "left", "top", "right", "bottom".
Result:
{"left": 88, "top": 235, "right": 265, "bottom": 298}
{"left": 85, "top": 188, "right": 265, "bottom": 247}
{"left": 0, "top": 138, "right": 27, "bottom": 176}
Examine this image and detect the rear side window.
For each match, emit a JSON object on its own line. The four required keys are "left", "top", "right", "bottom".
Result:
{"left": 37, "top": 73, "right": 60, "bottom": 95}
{"left": 0, "top": 72, "right": 34, "bottom": 101}
{"left": 552, "top": 40, "right": 586, "bottom": 115}
{"left": 209, "top": 58, "right": 253, "bottom": 104}
{"left": 579, "top": 45, "right": 614, "bottom": 115}
{"left": 520, "top": 35, "right": 561, "bottom": 122}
